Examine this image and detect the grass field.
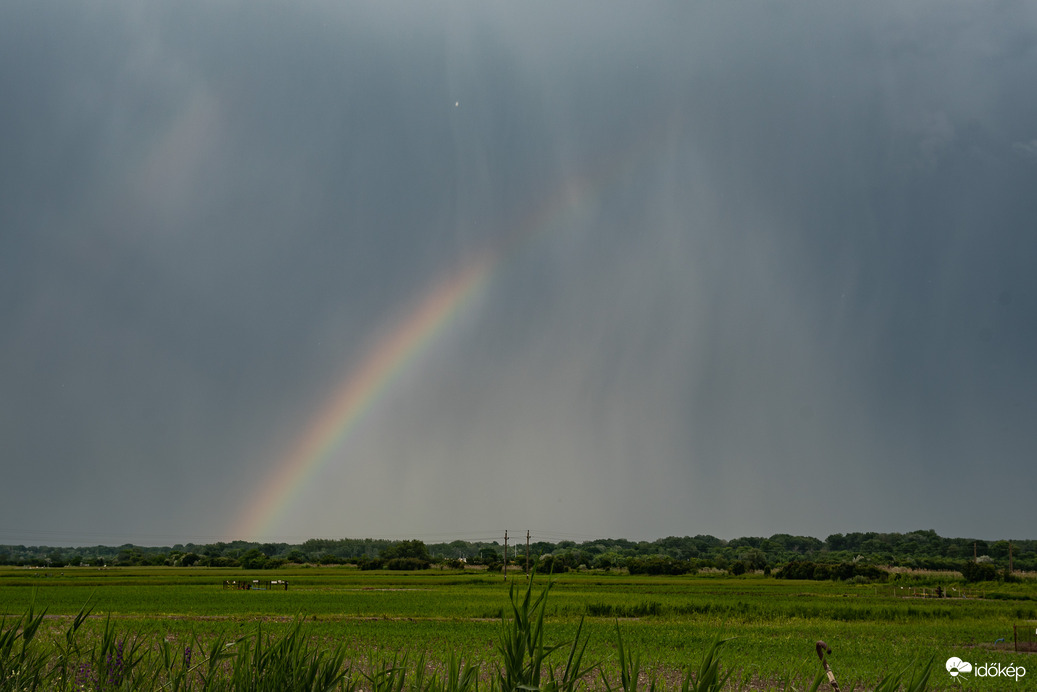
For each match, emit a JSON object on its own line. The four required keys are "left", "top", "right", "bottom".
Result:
{"left": 1, "top": 566, "right": 1034, "bottom": 690}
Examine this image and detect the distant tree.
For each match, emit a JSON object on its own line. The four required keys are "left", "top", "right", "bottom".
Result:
{"left": 381, "top": 540, "right": 431, "bottom": 563}
{"left": 989, "top": 540, "right": 1010, "bottom": 560}
{"left": 117, "top": 548, "right": 142, "bottom": 565}
{"left": 738, "top": 548, "right": 767, "bottom": 571}
{"left": 529, "top": 542, "right": 555, "bottom": 556}
{"left": 447, "top": 540, "right": 470, "bottom": 559}
{"left": 477, "top": 547, "right": 500, "bottom": 564}
{"left": 537, "top": 554, "right": 558, "bottom": 573}
{"left": 259, "top": 543, "right": 286, "bottom": 557}
{"left": 239, "top": 549, "right": 269, "bottom": 570}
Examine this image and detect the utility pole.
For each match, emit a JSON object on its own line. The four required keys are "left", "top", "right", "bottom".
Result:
{"left": 503, "top": 530, "right": 508, "bottom": 580}
{"left": 526, "top": 530, "right": 530, "bottom": 576}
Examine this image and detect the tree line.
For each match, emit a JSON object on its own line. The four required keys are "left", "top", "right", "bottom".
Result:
{"left": 2, "top": 530, "right": 1034, "bottom": 577}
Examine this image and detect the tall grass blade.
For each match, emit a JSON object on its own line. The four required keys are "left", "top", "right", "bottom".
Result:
{"left": 601, "top": 621, "right": 640, "bottom": 692}
{"left": 496, "top": 575, "right": 563, "bottom": 692}
{"left": 550, "top": 615, "right": 594, "bottom": 692}
{"left": 680, "top": 630, "right": 734, "bottom": 692}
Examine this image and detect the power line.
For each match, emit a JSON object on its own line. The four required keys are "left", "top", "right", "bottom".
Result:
{"left": 527, "top": 529, "right": 612, "bottom": 540}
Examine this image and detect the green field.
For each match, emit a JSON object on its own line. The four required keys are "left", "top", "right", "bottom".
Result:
{"left": 1, "top": 566, "right": 1034, "bottom": 690}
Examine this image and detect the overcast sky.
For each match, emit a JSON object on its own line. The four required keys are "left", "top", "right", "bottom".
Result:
{"left": 2, "top": 1, "right": 1036, "bottom": 547}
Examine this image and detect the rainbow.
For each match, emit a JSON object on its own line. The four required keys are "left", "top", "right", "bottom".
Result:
{"left": 229, "top": 253, "right": 494, "bottom": 540}
{"left": 231, "top": 126, "right": 671, "bottom": 541}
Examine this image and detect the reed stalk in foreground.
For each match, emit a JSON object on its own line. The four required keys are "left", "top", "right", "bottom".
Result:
{"left": 495, "top": 573, "right": 595, "bottom": 692}
{"left": 872, "top": 655, "right": 935, "bottom": 692}
{"left": 0, "top": 591, "right": 49, "bottom": 691}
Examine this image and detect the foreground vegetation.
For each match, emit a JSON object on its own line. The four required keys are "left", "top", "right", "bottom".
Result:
{"left": 1, "top": 566, "right": 1033, "bottom": 690}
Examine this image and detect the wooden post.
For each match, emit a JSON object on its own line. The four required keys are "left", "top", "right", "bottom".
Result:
{"left": 503, "top": 530, "right": 508, "bottom": 580}
{"left": 815, "top": 641, "right": 841, "bottom": 692}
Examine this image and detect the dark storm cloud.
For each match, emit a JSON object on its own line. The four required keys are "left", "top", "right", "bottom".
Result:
{"left": 1, "top": 1, "right": 1035, "bottom": 545}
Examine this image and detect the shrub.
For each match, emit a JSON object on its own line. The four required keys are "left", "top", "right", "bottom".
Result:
{"left": 960, "top": 560, "right": 998, "bottom": 583}
{"left": 385, "top": 557, "right": 430, "bottom": 570}
{"left": 625, "top": 556, "right": 694, "bottom": 575}
{"left": 775, "top": 560, "right": 887, "bottom": 582}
